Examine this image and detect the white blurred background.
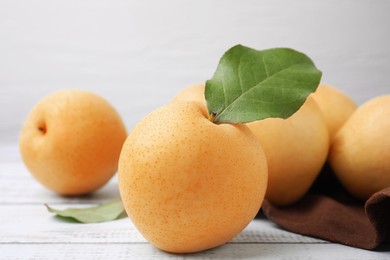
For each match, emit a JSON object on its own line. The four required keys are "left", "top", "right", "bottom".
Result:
{"left": 1, "top": 0, "right": 389, "bottom": 144}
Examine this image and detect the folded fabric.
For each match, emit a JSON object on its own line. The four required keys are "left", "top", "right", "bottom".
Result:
{"left": 261, "top": 164, "right": 390, "bottom": 250}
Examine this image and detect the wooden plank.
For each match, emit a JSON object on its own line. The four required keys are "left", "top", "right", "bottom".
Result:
{"left": 0, "top": 162, "right": 120, "bottom": 204}
{"left": 1, "top": 146, "right": 389, "bottom": 259}
{"left": 1, "top": 243, "right": 389, "bottom": 260}
{"left": 0, "top": 204, "right": 324, "bottom": 244}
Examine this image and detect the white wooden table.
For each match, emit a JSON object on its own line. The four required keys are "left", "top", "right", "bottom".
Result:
{"left": 1, "top": 144, "right": 389, "bottom": 259}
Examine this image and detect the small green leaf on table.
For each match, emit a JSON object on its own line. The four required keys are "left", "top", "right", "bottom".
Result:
{"left": 205, "top": 44, "right": 322, "bottom": 124}
{"left": 45, "top": 198, "right": 127, "bottom": 223}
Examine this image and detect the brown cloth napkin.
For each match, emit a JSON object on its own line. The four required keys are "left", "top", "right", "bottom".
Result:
{"left": 261, "top": 164, "right": 390, "bottom": 250}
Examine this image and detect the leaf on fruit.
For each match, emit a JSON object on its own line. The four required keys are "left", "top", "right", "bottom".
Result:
{"left": 205, "top": 45, "right": 322, "bottom": 123}
{"left": 45, "top": 198, "right": 127, "bottom": 223}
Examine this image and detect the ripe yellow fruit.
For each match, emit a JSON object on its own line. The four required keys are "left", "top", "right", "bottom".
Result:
{"left": 247, "top": 96, "right": 329, "bottom": 206}
{"left": 171, "top": 83, "right": 205, "bottom": 103}
{"left": 329, "top": 95, "right": 390, "bottom": 200}
{"left": 19, "top": 89, "right": 127, "bottom": 196}
{"left": 311, "top": 83, "right": 357, "bottom": 140}
{"left": 118, "top": 101, "right": 267, "bottom": 253}
{"left": 173, "top": 85, "right": 329, "bottom": 206}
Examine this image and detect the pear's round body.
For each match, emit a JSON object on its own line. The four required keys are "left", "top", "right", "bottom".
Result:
{"left": 247, "top": 96, "right": 329, "bottom": 206}
{"left": 118, "top": 101, "right": 267, "bottom": 253}
{"left": 312, "top": 83, "right": 357, "bottom": 140}
{"left": 19, "top": 89, "right": 127, "bottom": 195}
{"left": 329, "top": 95, "right": 390, "bottom": 200}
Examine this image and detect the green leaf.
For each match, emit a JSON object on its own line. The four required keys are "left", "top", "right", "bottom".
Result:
{"left": 205, "top": 45, "right": 322, "bottom": 124}
{"left": 45, "top": 198, "right": 127, "bottom": 223}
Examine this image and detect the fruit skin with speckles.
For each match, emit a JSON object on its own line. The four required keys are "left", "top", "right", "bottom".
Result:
{"left": 19, "top": 89, "right": 127, "bottom": 196}
{"left": 118, "top": 101, "right": 268, "bottom": 253}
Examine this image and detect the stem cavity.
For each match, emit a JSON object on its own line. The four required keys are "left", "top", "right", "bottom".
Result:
{"left": 208, "top": 111, "right": 217, "bottom": 123}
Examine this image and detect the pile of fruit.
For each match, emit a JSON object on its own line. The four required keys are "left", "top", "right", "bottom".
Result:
{"left": 19, "top": 45, "right": 389, "bottom": 253}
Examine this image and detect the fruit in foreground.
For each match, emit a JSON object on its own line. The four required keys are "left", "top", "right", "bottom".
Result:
{"left": 311, "top": 83, "right": 357, "bottom": 140}
{"left": 118, "top": 101, "right": 268, "bottom": 253}
{"left": 329, "top": 95, "right": 390, "bottom": 200}
{"left": 247, "top": 96, "right": 329, "bottom": 206}
{"left": 19, "top": 89, "right": 127, "bottom": 195}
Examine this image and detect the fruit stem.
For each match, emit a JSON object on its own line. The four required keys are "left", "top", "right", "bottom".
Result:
{"left": 38, "top": 124, "right": 47, "bottom": 134}
{"left": 208, "top": 112, "right": 217, "bottom": 123}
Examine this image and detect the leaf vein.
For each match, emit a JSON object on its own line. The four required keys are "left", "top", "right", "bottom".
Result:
{"left": 215, "top": 62, "right": 313, "bottom": 122}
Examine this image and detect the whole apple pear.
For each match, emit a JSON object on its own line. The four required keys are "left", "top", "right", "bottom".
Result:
{"left": 19, "top": 89, "right": 127, "bottom": 195}
{"left": 330, "top": 94, "right": 390, "bottom": 200}
{"left": 118, "top": 101, "right": 268, "bottom": 253}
